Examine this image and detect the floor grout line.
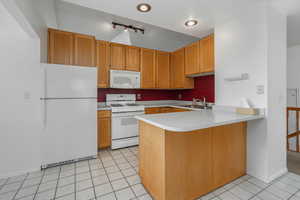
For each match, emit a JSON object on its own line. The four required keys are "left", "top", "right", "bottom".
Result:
{"left": 32, "top": 169, "right": 46, "bottom": 200}
{"left": 87, "top": 159, "right": 97, "bottom": 200}
{"left": 52, "top": 166, "right": 62, "bottom": 200}
{"left": 11, "top": 173, "right": 29, "bottom": 200}
{"left": 108, "top": 148, "right": 138, "bottom": 199}
{"left": 2, "top": 147, "right": 300, "bottom": 200}
{"left": 99, "top": 150, "right": 118, "bottom": 200}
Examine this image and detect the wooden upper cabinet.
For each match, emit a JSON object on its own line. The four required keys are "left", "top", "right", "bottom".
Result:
{"left": 126, "top": 46, "right": 140, "bottom": 71}
{"left": 110, "top": 43, "right": 126, "bottom": 70}
{"left": 185, "top": 41, "right": 200, "bottom": 75}
{"left": 156, "top": 51, "right": 170, "bottom": 89}
{"left": 73, "top": 33, "right": 96, "bottom": 67}
{"left": 96, "top": 41, "right": 110, "bottom": 88}
{"left": 171, "top": 48, "right": 194, "bottom": 89}
{"left": 141, "top": 48, "right": 156, "bottom": 89}
{"left": 48, "top": 29, "right": 73, "bottom": 65}
{"left": 200, "top": 34, "right": 214, "bottom": 73}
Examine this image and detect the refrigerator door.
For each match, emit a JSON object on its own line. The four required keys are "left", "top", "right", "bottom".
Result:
{"left": 42, "top": 64, "right": 97, "bottom": 98}
{"left": 42, "top": 99, "right": 97, "bottom": 165}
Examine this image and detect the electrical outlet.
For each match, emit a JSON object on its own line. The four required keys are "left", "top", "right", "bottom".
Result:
{"left": 137, "top": 94, "right": 141, "bottom": 100}
{"left": 256, "top": 85, "right": 264, "bottom": 95}
{"left": 24, "top": 91, "right": 31, "bottom": 100}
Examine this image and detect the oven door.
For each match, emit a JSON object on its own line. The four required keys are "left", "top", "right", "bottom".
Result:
{"left": 111, "top": 111, "right": 144, "bottom": 140}
{"left": 110, "top": 70, "right": 140, "bottom": 89}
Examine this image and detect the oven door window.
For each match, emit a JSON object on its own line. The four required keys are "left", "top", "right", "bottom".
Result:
{"left": 112, "top": 116, "right": 139, "bottom": 139}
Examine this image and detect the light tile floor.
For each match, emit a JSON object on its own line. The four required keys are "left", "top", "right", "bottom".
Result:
{"left": 1, "top": 146, "right": 300, "bottom": 200}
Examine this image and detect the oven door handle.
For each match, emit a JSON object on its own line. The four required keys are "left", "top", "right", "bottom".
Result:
{"left": 112, "top": 111, "right": 145, "bottom": 117}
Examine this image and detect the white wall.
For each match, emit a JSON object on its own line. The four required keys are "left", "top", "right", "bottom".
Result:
{"left": 14, "top": 0, "right": 57, "bottom": 62}
{"left": 287, "top": 45, "right": 300, "bottom": 89}
{"left": 215, "top": 3, "right": 287, "bottom": 182}
{"left": 265, "top": 6, "right": 287, "bottom": 181}
{"left": 0, "top": 2, "right": 42, "bottom": 178}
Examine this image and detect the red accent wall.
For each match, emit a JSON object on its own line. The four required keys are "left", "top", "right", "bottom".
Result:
{"left": 180, "top": 75, "right": 215, "bottom": 102}
{"left": 98, "top": 75, "right": 215, "bottom": 102}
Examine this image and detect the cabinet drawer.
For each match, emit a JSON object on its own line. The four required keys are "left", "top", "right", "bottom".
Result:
{"left": 98, "top": 110, "right": 111, "bottom": 118}
{"left": 145, "top": 107, "right": 161, "bottom": 114}
{"left": 159, "top": 107, "right": 174, "bottom": 113}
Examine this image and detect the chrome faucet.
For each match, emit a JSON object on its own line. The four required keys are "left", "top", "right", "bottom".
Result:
{"left": 192, "top": 98, "right": 200, "bottom": 106}
{"left": 192, "top": 97, "right": 207, "bottom": 107}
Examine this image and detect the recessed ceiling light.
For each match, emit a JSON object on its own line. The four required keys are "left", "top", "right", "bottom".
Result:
{"left": 185, "top": 19, "right": 198, "bottom": 27}
{"left": 137, "top": 3, "right": 151, "bottom": 12}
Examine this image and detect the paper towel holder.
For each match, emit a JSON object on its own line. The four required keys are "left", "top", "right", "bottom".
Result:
{"left": 224, "top": 73, "right": 249, "bottom": 82}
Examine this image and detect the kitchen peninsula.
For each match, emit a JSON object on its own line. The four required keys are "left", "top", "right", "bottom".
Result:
{"left": 136, "top": 109, "right": 263, "bottom": 200}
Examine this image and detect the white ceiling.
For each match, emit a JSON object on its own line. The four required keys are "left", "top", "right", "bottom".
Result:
{"left": 62, "top": 0, "right": 257, "bottom": 38}
{"left": 55, "top": 0, "right": 200, "bottom": 52}
{"left": 0, "top": 2, "right": 28, "bottom": 39}
{"left": 61, "top": 0, "right": 300, "bottom": 47}
{"left": 270, "top": 0, "right": 300, "bottom": 46}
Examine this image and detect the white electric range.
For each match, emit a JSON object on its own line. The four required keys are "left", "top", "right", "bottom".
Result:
{"left": 106, "top": 94, "right": 145, "bottom": 149}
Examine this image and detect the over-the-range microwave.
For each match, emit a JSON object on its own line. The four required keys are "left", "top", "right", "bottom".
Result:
{"left": 110, "top": 70, "right": 140, "bottom": 89}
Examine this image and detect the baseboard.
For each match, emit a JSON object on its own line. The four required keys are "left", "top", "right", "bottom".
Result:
{"left": 265, "top": 167, "right": 288, "bottom": 183}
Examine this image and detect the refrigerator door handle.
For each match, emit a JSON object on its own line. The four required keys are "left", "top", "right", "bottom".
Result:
{"left": 41, "top": 67, "right": 47, "bottom": 128}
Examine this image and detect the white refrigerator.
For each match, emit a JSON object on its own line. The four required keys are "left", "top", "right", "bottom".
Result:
{"left": 41, "top": 64, "right": 97, "bottom": 168}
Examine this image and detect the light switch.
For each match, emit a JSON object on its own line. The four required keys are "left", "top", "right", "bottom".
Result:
{"left": 256, "top": 85, "right": 264, "bottom": 95}
{"left": 24, "top": 91, "right": 31, "bottom": 100}
{"left": 178, "top": 94, "right": 182, "bottom": 99}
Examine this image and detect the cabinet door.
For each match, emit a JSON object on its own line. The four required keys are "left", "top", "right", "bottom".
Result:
{"left": 212, "top": 122, "right": 246, "bottom": 188}
{"left": 185, "top": 41, "right": 200, "bottom": 75}
{"left": 141, "top": 49, "right": 156, "bottom": 89}
{"left": 126, "top": 46, "right": 140, "bottom": 71}
{"left": 171, "top": 48, "right": 194, "bottom": 89}
{"left": 200, "top": 34, "right": 214, "bottom": 73}
{"left": 48, "top": 29, "right": 73, "bottom": 65}
{"left": 98, "top": 117, "right": 111, "bottom": 149}
{"left": 156, "top": 51, "right": 170, "bottom": 89}
{"left": 74, "top": 34, "right": 96, "bottom": 67}
{"left": 96, "top": 41, "right": 110, "bottom": 88}
{"left": 110, "top": 43, "right": 126, "bottom": 70}
{"left": 98, "top": 111, "right": 111, "bottom": 149}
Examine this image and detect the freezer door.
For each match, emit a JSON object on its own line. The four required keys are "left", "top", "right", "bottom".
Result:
{"left": 43, "top": 64, "right": 97, "bottom": 98}
{"left": 42, "top": 99, "right": 97, "bottom": 165}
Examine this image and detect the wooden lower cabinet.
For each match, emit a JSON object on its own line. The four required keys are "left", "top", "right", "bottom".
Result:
{"left": 139, "top": 121, "right": 246, "bottom": 200}
{"left": 145, "top": 107, "right": 161, "bottom": 114}
{"left": 97, "top": 110, "right": 111, "bottom": 149}
{"left": 145, "top": 107, "right": 190, "bottom": 114}
{"left": 212, "top": 123, "right": 246, "bottom": 188}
